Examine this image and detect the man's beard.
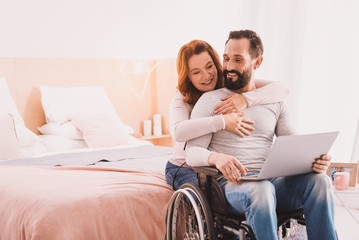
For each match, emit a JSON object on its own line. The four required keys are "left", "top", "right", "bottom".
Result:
{"left": 223, "top": 68, "right": 252, "bottom": 91}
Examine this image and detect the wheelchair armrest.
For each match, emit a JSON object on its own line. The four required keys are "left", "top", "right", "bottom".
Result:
{"left": 192, "top": 166, "right": 220, "bottom": 177}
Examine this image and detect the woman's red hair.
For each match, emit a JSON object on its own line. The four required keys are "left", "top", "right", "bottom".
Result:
{"left": 177, "top": 40, "right": 223, "bottom": 105}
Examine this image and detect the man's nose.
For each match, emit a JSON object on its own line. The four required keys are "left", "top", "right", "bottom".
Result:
{"left": 226, "top": 61, "right": 234, "bottom": 71}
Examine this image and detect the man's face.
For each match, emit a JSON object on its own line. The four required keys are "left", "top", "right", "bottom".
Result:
{"left": 223, "top": 38, "right": 256, "bottom": 90}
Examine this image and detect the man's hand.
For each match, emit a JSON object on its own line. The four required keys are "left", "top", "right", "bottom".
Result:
{"left": 208, "top": 152, "right": 247, "bottom": 183}
{"left": 312, "top": 154, "right": 331, "bottom": 174}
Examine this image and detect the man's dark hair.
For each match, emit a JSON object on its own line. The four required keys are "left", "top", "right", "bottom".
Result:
{"left": 225, "top": 30, "right": 264, "bottom": 59}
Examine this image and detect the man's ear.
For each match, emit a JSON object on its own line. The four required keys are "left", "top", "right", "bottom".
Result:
{"left": 254, "top": 56, "right": 263, "bottom": 70}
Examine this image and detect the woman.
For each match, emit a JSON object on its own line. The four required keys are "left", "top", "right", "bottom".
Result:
{"left": 165, "top": 40, "right": 289, "bottom": 190}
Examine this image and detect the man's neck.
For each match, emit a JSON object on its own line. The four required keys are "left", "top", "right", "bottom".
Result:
{"left": 232, "top": 79, "right": 256, "bottom": 94}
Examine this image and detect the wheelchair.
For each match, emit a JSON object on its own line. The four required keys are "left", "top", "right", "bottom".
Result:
{"left": 166, "top": 166, "right": 306, "bottom": 240}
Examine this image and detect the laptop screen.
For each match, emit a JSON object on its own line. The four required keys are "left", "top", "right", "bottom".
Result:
{"left": 350, "top": 118, "right": 359, "bottom": 163}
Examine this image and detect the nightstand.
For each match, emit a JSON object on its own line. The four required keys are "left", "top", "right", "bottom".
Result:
{"left": 140, "top": 134, "right": 174, "bottom": 147}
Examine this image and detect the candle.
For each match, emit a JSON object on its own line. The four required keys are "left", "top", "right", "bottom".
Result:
{"left": 154, "top": 125, "right": 162, "bottom": 136}
{"left": 153, "top": 114, "right": 161, "bottom": 127}
{"left": 143, "top": 120, "right": 152, "bottom": 137}
{"left": 153, "top": 114, "right": 162, "bottom": 136}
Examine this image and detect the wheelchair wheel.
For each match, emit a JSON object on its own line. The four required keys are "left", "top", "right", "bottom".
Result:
{"left": 166, "top": 182, "right": 215, "bottom": 240}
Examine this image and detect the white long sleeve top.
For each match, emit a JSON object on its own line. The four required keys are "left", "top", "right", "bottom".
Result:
{"left": 168, "top": 81, "right": 290, "bottom": 166}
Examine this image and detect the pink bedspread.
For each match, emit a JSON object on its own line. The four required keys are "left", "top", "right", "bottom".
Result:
{"left": 0, "top": 166, "right": 173, "bottom": 240}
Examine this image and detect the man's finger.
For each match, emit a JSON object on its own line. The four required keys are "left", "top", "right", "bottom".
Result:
{"left": 233, "top": 160, "right": 247, "bottom": 177}
{"left": 231, "top": 167, "right": 242, "bottom": 182}
{"left": 312, "top": 163, "right": 326, "bottom": 173}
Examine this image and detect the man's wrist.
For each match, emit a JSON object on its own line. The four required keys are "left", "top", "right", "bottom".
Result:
{"left": 208, "top": 153, "right": 217, "bottom": 166}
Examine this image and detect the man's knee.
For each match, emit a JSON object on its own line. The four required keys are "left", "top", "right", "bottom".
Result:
{"left": 247, "top": 181, "right": 276, "bottom": 209}
{"left": 306, "top": 173, "right": 332, "bottom": 189}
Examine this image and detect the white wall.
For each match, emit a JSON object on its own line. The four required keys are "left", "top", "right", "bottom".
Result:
{"left": 0, "top": 0, "right": 231, "bottom": 59}
{"left": 1, "top": 0, "right": 359, "bottom": 162}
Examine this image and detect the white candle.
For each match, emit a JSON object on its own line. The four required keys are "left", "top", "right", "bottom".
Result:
{"left": 153, "top": 114, "right": 162, "bottom": 127}
{"left": 153, "top": 114, "right": 162, "bottom": 136}
{"left": 154, "top": 125, "right": 162, "bottom": 136}
{"left": 143, "top": 120, "right": 152, "bottom": 137}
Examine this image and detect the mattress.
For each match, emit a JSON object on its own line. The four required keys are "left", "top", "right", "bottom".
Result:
{"left": 0, "top": 145, "right": 174, "bottom": 240}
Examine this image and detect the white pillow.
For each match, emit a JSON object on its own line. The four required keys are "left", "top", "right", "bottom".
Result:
{"left": 0, "top": 77, "right": 40, "bottom": 148}
{"left": 0, "top": 113, "right": 23, "bottom": 160}
{"left": 71, "top": 113, "right": 133, "bottom": 148}
{"left": 38, "top": 121, "right": 83, "bottom": 140}
{"left": 38, "top": 135, "right": 88, "bottom": 152}
{"left": 40, "top": 86, "right": 134, "bottom": 134}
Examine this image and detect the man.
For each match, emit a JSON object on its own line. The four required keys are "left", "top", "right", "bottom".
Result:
{"left": 185, "top": 30, "right": 336, "bottom": 240}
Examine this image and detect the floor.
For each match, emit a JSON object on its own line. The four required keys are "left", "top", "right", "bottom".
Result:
{"left": 334, "top": 189, "right": 359, "bottom": 240}
{"left": 281, "top": 187, "right": 359, "bottom": 240}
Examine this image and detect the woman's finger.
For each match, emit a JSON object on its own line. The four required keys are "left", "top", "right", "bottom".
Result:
{"left": 242, "top": 117, "right": 255, "bottom": 124}
{"left": 214, "top": 101, "right": 226, "bottom": 110}
{"left": 214, "top": 101, "right": 231, "bottom": 114}
{"left": 235, "top": 129, "right": 245, "bottom": 138}
{"left": 241, "top": 123, "right": 255, "bottom": 131}
{"left": 238, "top": 127, "right": 251, "bottom": 136}
{"left": 221, "top": 95, "right": 232, "bottom": 101}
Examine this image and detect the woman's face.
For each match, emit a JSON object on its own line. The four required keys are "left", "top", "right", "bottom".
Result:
{"left": 187, "top": 51, "right": 218, "bottom": 92}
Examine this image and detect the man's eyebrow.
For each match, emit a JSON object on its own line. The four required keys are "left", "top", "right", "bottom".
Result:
{"left": 223, "top": 54, "right": 244, "bottom": 58}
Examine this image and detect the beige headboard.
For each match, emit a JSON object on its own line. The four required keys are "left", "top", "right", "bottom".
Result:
{"left": 0, "top": 58, "right": 177, "bottom": 136}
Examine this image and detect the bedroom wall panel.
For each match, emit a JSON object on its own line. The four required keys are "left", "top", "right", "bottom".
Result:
{"left": 0, "top": 58, "right": 16, "bottom": 103}
{"left": 0, "top": 58, "right": 177, "bottom": 136}
{"left": 155, "top": 58, "right": 178, "bottom": 135}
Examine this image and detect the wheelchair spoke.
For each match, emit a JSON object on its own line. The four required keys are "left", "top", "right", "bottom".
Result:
{"left": 166, "top": 183, "right": 215, "bottom": 240}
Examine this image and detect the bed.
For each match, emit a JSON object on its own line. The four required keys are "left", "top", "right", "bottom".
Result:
{"left": 0, "top": 145, "right": 173, "bottom": 239}
{"left": 0, "top": 58, "right": 178, "bottom": 239}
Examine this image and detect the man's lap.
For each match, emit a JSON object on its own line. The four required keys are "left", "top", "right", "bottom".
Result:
{"left": 219, "top": 172, "right": 331, "bottom": 214}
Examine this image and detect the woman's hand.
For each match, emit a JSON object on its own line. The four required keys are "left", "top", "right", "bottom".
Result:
{"left": 223, "top": 112, "right": 255, "bottom": 137}
{"left": 312, "top": 154, "right": 331, "bottom": 174}
{"left": 208, "top": 152, "right": 248, "bottom": 183}
{"left": 214, "top": 94, "right": 248, "bottom": 114}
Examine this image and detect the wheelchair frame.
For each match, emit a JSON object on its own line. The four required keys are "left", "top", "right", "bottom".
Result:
{"left": 166, "top": 166, "right": 306, "bottom": 240}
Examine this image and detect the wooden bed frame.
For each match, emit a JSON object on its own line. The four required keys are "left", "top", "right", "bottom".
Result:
{"left": 0, "top": 58, "right": 177, "bottom": 138}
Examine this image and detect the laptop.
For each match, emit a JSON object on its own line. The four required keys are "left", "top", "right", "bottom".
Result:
{"left": 242, "top": 131, "right": 339, "bottom": 180}
{"left": 350, "top": 118, "right": 359, "bottom": 163}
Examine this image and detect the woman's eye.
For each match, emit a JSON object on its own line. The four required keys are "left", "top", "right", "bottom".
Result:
{"left": 207, "top": 64, "right": 213, "bottom": 69}
{"left": 193, "top": 72, "right": 200, "bottom": 75}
